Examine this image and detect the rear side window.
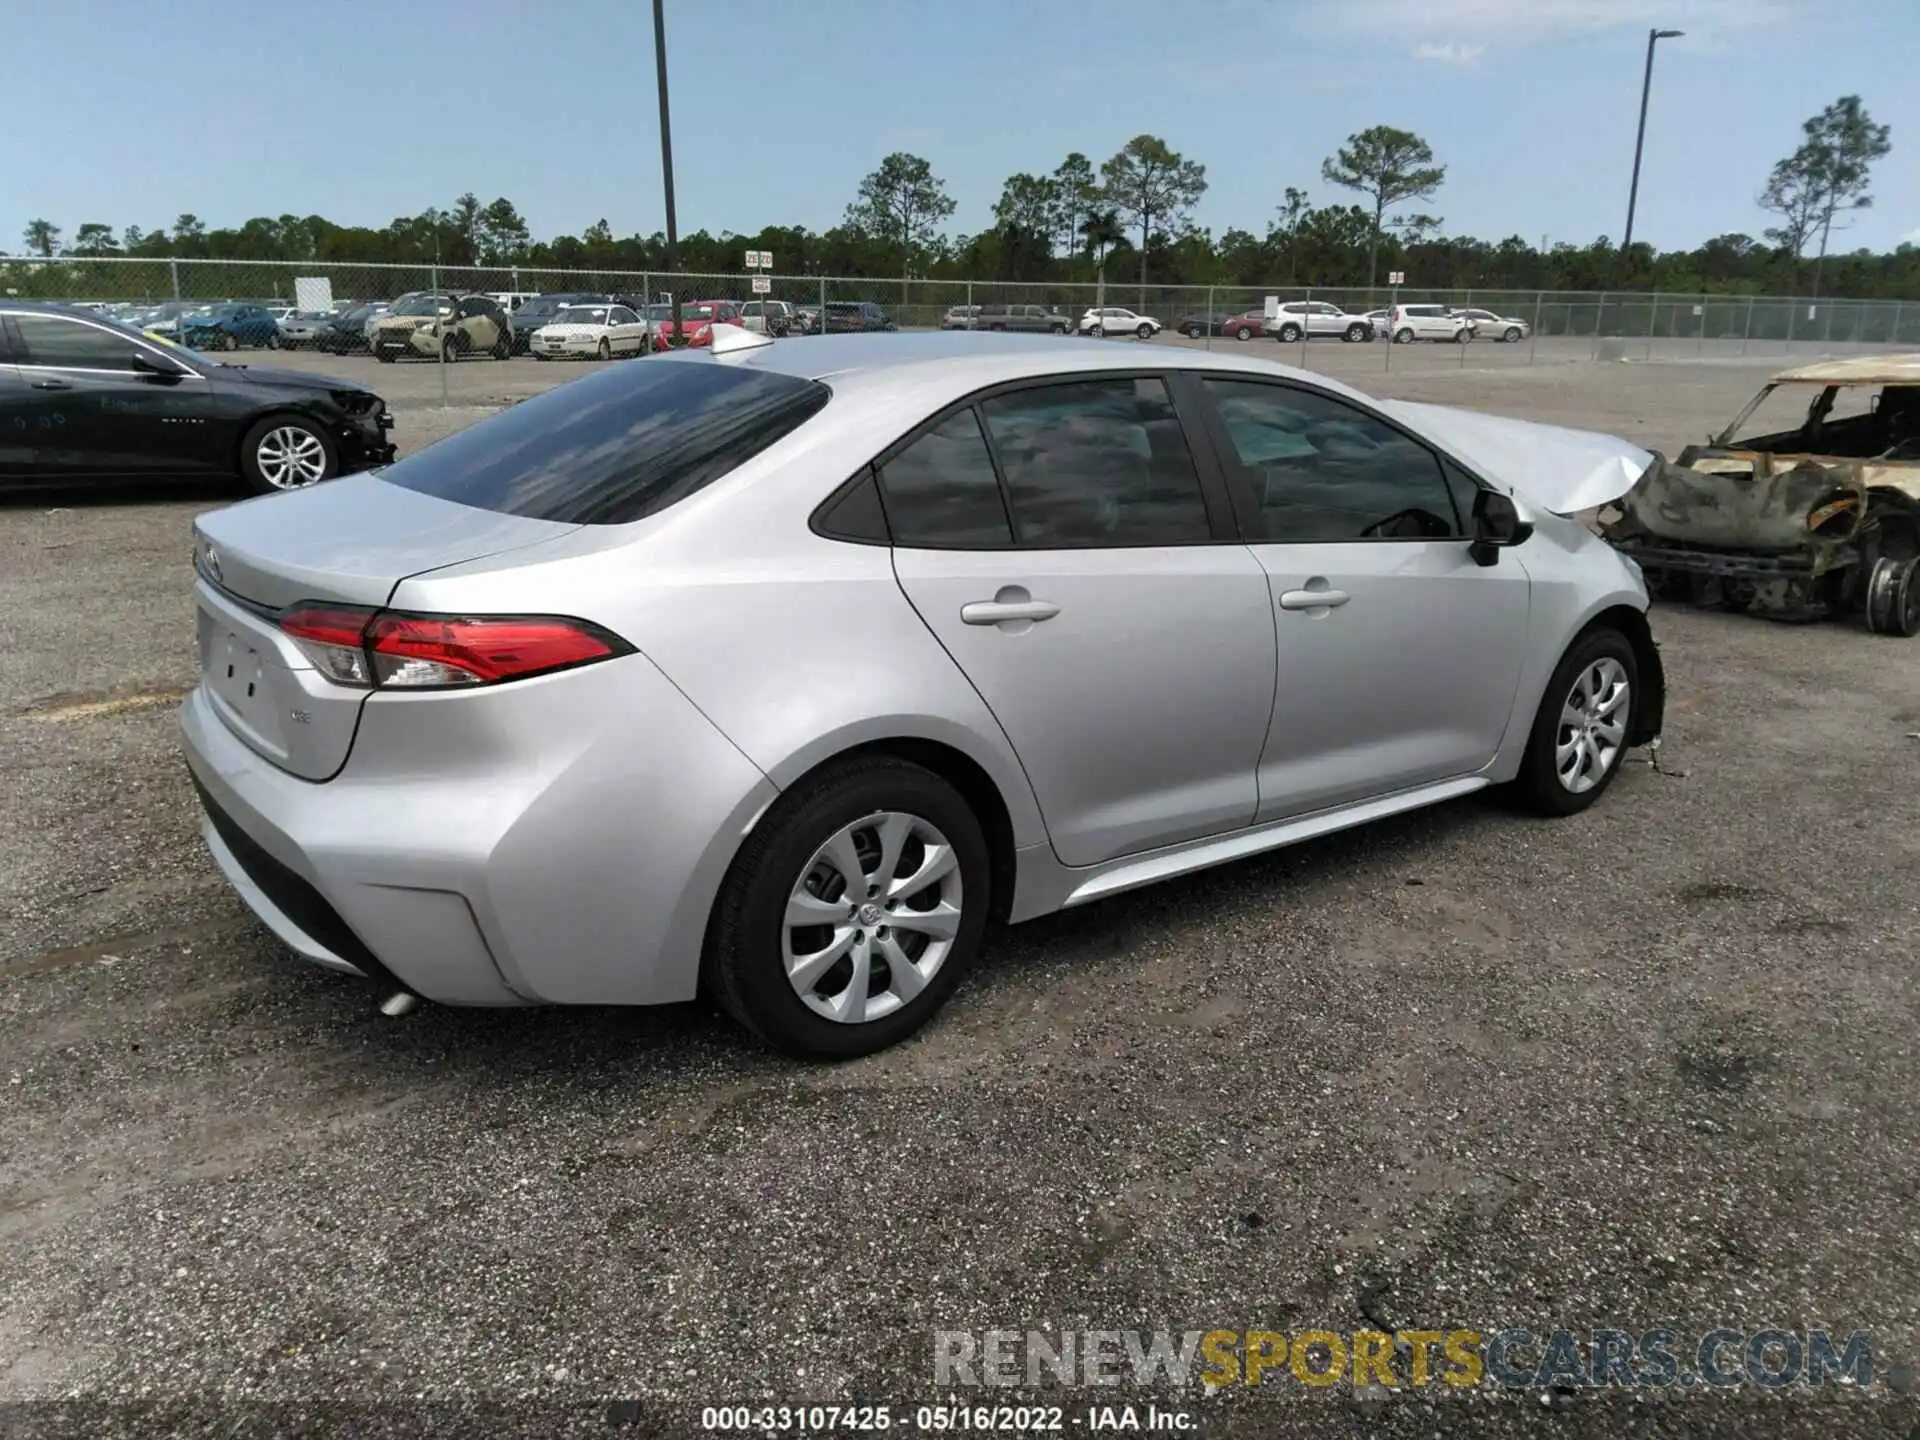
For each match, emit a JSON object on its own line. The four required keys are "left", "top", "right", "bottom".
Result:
{"left": 880, "top": 409, "right": 1014, "bottom": 547}
{"left": 380, "top": 359, "right": 830, "bottom": 525}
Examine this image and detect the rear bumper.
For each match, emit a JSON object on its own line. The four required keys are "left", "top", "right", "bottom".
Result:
{"left": 178, "top": 651, "right": 778, "bottom": 1008}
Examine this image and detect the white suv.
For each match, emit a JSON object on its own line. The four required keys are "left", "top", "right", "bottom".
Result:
{"left": 1268, "top": 302, "right": 1376, "bottom": 343}
{"left": 1387, "top": 304, "right": 1471, "bottom": 344}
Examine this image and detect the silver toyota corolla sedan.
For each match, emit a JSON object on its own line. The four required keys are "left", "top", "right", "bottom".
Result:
{"left": 181, "top": 329, "right": 1665, "bottom": 1058}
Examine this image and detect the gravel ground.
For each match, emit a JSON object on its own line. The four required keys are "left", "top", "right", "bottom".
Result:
{"left": 1, "top": 349, "right": 1916, "bottom": 1438}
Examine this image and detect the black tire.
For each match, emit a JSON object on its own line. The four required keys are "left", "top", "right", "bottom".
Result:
{"left": 1508, "top": 627, "right": 1640, "bottom": 816}
{"left": 493, "top": 330, "right": 513, "bottom": 360}
{"left": 265, "top": 332, "right": 281, "bottom": 350}
{"left": 1394, "top": 328, "right": 1415, "bottom": 344}
{"left": 596, "top": 337, "right": 612, "bottom": 361}
{"left": 375, "top": 350, "right": 396, "bottom": 363}
{"left": 222, "top": 332, "right": 240, "bottom": 352}
{"left": 238, "top": 413, "right": 337, "bottom": 497}
{"left": 1504, "top": 326, "right": 1523, "bottom": 343}
{"left": 1184, "top": 325, "right": 1204, "bottom": 340}
{"left": 1090, "top": 325, "right": 1105, "bottom": 339}
{"left": 441, "top": 335, "right": 460, "bottom": 363}
{"left": 1345, "top": 324, "right": 1368, "bottom": 342}
{"left": 1233, "top": 325, "right": 1256, "bottom": 342}
{"left": 1455, "top": 328, "right": 1474, "bottom": 344}
{"left": 533, "top": 352, "right": 549, "bottom": 361}
{"left": 988, "top": 323, "right": 1006, "bottom": 332}
{"left": 707, "top": 755, "right": 992, "bottom": 1060}
{"left": 1050, "top": 323, "right": 1066, "bottom": 335}
{"left": 1277, "top": 323, "right": 1303, "bottom": 343}
{"left": 1136, "top": 322, "right": 1154, "bottom": 339}
{"left": 1864, "top": 555, "right": 1920, "bottom": 637}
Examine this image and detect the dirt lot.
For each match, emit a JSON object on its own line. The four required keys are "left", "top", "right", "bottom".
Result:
{"left": 1, "top": 347, "right": 1916, "bottom": 1437}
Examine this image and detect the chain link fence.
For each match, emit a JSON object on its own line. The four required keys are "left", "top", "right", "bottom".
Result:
{"left": 4, "top": 255, "right": 1913, "bottom": 389}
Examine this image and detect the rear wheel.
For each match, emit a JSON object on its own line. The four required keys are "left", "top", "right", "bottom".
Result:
{"left": 264, "top": 332, "right": 281, "bottom": 350}
{"left": 1509, "top": 628, "right": 1639, "bottom": 815}
{"left": 222, "top": 332, "right": 240, "bottom": 352}
{"left": 492, "top": 330, "right": 512, "bottom": 360}
{"left": 1233, "top": 324, "right": 1256, "bottom": 341}
{"left": 1455, "top": 328, "right": 1474, "bottom": 344}
{"left": 240, "top": 414, "right": 336, "bottom": 495}
{"left": 1276, "top": 323, "right": 1303, "bottom": 343}
{"left": 1864, "top": 555, "right": 1920, "bottom": 637}
{"left": 707, "top": 756, "right": 991, "bottom": 1060}
{"left": 441, "top": 335, "right": 461, "bottom": 363}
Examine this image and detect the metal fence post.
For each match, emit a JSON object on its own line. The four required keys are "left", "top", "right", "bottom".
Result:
{"left": 1740, "top": 295, "right": 1754, "bottom": 355}
{"left": 819, "top": 276, "right": 827, "bottom": 335}
{"left": 966, "top": 278, "right": 973, "bottom": 327}
{"left": 1696, "top": 294, "right": 1706, "bottom": 357}
{"left": 1823, "top": 303, "right": 1834, "bottom": 347}
{"left": 1299, "top": 286, "right": 1311, "bottom": 366}
{"left": 1527, "top": 290, "right": 1541, "bottom": 366}
{"left": 169, "top": 257, "right": 181, "bottom": 304}
{"left": 1592, "top": 290, "right": 1608, "bottom": 359}
{"left": 1894, "top": 300, "right": 1905, "bottom": 347}
{"left": 1644, "top": 294, "right": 1656, "bottom": 361}
{"left": 1204, "top": 285, "right": 1214, "bottom": 351}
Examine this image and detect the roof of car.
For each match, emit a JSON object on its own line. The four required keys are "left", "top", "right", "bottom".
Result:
{"left": 696, "top": 329, "right": 1381, "bottom": 409}
{"left": 1770, "top": 353, "right": 1920, "bottom": 385}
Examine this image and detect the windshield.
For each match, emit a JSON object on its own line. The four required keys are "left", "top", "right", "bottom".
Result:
{"left": 391, "top": 295, "right": 454, "bottom": 317}
{"left": 556, "top": 307, "right": 611, "bottom": 325}
{"left": 1716, "top": 383, "right": 1888, "bottom": 451}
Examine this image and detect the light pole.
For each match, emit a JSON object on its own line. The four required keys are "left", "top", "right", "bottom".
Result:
{"left": 653, "top": 0, "right": 683, "bottom": 345}
{"left": 1621, "top": 28, "right": 1683, "bottom": 263}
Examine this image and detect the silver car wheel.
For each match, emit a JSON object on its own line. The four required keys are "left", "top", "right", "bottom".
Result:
{"left": 1555, "top": 657, "right": 1630, "bottom": 794}
{"left": 782, "top": 810, "right": 963, "bottom": 1025}
{"left": 256, "top": 426, "right": 328, "bottom": 489}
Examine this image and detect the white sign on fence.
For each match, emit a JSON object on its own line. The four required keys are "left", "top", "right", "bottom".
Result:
{"left": 1388, "top": 271, "right": 1406, "bottom": 286}
{"left": 744, "top": 250, "right": 773, "bottom": 270}
{"left": 1692, "top": 304, "right": 1703, "bottom": 316}
{"left": 293, "top": 277, "right": 334, "bottom": 313}
{"left": 760, "top": 252, "right": 773, "bottom": 270}
{"left": 1808, "top": 305, "right": 1818, "bottom": 319}
{"left": 751, "top": 275, "right": 771, "bottom": 294}
{"left": 1263, "top": 295, "right": 1279, "bottom": 319}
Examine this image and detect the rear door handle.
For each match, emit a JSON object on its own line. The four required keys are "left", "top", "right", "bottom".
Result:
{"left": 1278, "top": 588, "right": 1350, "bottom": 610}
{"left": 961, "top": 599, "right": 1061, "bottom": 625}
{"left": 32, "top": 379, "right": 71, "bottom": 390}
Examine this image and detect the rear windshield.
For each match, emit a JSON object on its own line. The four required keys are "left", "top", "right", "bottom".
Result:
{"left": 379, "top": 358, "right": 830, "bottom": 525}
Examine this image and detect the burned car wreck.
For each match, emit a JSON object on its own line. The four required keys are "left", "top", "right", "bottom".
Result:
{"left": 1603, "top": 355, "right": 1920, "bottom": 636}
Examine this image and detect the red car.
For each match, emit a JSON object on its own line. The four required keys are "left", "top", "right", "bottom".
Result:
{"left": 648, "top": 300, "right": 743, "bottom": 350}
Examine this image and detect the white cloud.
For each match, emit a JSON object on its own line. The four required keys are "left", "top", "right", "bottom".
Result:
{"left": 1413, "top": 41, "right": 1487, "bottom": 63}
{"left": 1902, "top": 228, "right": 1920, "bottom": 246}
{"left": 1325, "top": 0, "right": 1792, "bottom": 47}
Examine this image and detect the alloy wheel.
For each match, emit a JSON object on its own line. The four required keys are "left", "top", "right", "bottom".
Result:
{"left": 782, "top": 810, "right": 963, "bottom": 1025}
{"left": 1555, "top": 657, "right": 1631, "bottom": 794}
{"left": 255, "top": 426, "right": 328, "bottom": 490}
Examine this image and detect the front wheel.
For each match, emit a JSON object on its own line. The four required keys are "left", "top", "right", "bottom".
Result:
{"left": 441, "top": 336, "right": 460, "bottom": 363}
{"left": 1050, "top": 323, "right": 1066, "bottom": 335}
{"left": 1233, "top": 325, "right": 1256, "bottom": 342}
{"left": 1135, "top": 322, "right": 1154, "bottom": 339}
{"left": 1276, "top": 324, "right": 1303, "bottom": 343}
{"left": 1183, "top": 325, "right": 1204, "bottom": 339}
{"left": 707, "top": 755, "right": 991, "bottom": 1060}
{"left": 265, "top": 332, "right": 281, "bottom": 350}
{"left": 596, "top": 337, "right": 612, "bottom": 361}
{"left": 493, "top": 331, "right": 513, "bottom": 360}
{"left": 222, "top": 333, "right": 240, "bottom": 352}
{"left": 1345, "top": 324, "right": 1368, "bottom": 342}
{"left": 1509, "top": 629, "right": 1639, "bottom": 816}
{"left": 1504, "top": 326, "right": 1523, "bottom": 343}
{"left": 1089, "top": 325, "right": 1105, "bottom": 339}
{"left": 240, "top": 414, "right": 336, "bottom": 495}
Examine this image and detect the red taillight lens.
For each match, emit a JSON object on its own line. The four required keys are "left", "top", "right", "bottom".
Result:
{"left": 280, "top": 604, "right": 378, "bottom": 685}
{"left": 364, "top": 613, "right": 626, "bottom": 688}
{"left": 277, "top": 606, "right": 629, "bottom": 690}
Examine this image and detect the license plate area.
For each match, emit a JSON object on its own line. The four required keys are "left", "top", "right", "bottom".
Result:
{"left": 197, "top": 600, "right": 296, "bottom": 764}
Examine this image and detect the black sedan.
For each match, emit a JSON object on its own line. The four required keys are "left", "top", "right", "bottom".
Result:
{"left": 313, "top": 303, "right": 386, "bottom": 355}
{"left": 1, "top": 302, "right": 395, "bottom": 494}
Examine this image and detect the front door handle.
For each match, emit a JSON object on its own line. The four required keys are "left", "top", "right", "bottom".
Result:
{"left": 1278, "top": 587, "right": 1350, "bottom": 611}
{"left": 961, "top": 599, "right": 1061, "bottom": 625}
{"left": 32, "top": 378, "right": 72, "bottom": 391}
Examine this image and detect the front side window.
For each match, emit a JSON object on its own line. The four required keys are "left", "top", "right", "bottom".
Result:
{"left": 979, "top": 377, "right": 1211, "bottom": 547}
{"left": 1201, "top": 379, "right": 1463, "bottom": 542}
{"left": 12, "top": 314, "right": 144, "bottom": 370}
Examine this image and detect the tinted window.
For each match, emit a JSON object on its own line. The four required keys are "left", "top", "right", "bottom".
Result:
{"left": 381, "top": 360, "right": 830, "bottom": 525}
{"left": 13, "top": 314, "right": 143, "bottom": 370}
{"left": 1202, "top": 379, "right": 1461, "bottom": 542}
{"left": 878, "top": 408, "right": 1013, "bottom": 548}
{"left": 980, "top": 378, "right": 1211, "bottom": 547}
{"left": 609, "top": 307, "right": 638, "bottom": 324}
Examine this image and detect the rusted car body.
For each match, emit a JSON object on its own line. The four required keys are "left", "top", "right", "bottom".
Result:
{"left": 1603, "top": 354, "right": 1920, "bottom": 635}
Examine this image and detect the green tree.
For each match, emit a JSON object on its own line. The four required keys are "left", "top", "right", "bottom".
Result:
{"left": 1759, "top": 95, "right": 1891, "bottom": 297}
{"left": 479, "top": 198, "right": 531, "bottom": 264}
{"left": 1320, "top": 125, "right": 1446, "bottom": 286}
{"left": 991, "top": 172, "right": 1058, "bottom": 279}
{"left": 22, "top": 219, "right": 60, "bottom": 256}
{"left": 1049, "top": 152, "right": 1101, "bottom": 262}
{"left": 1100, "top": 135, "right": 1207, "bottom": 288}
{"left": 71, "top": 223, "right": 119, "bottom": 255}
{"left": 844, "top": 152, "right": 957, "bottom": 289}
{"left": 1272, "top": 186, "right": 1310, "bottom": 284}
{"left": 449, "top": 192, "right": 485, "bottom": 266}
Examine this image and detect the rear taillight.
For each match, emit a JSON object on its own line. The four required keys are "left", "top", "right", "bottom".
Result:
{"left": 278, "top": 605, "right": 630, "bottom": 690}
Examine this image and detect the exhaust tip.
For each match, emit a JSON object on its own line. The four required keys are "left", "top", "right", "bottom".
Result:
{"left": 378, "top": 990, "right": 420, "bottom": 1018}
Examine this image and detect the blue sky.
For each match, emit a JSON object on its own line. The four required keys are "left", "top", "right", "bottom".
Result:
{"left": 8, "top": 0, "right": 1917, "bottom": 256}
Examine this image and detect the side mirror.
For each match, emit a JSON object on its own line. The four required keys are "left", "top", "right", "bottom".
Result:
{"left": 130, "top": 350, "right": 183, "bottom": 380}
{"left": 1469, "top": 489, "right": 1532, "bottom": 567}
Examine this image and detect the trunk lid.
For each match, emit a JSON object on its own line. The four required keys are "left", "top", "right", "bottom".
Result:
{"left": 191, "top": 476, "right": 580, "bottom": 779}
